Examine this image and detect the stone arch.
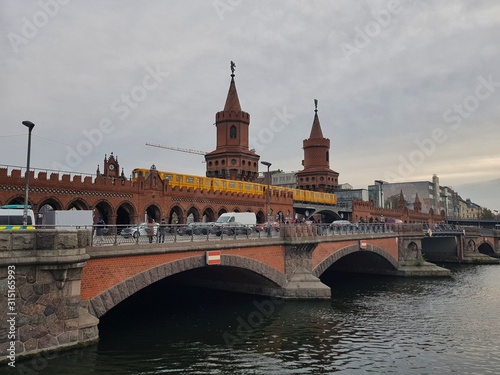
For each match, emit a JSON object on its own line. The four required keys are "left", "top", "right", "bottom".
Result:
{"left": 478, "top": 240, "right": 495, "bottom": 256}
{"left": 467, "top": 239, "right": 476, "bottom": 253}
{"left": 38, "top": 198, "right": 64, "bottom": 223}
{"left": 145, "top": 204, "right": 161, "bottom": 223}
{"left": 313, "top": 244, "right": 398, "bottom": 277}
{"left": 38, "top": 197, "right": 64, "bottom": 211}
{"left": 88, "top": 255, "right": 286, "bottom": 318}
{"left": 66, "top": 198, "right": 90, "bottom": 210}
{"left": 217, "top": 207, "right": 228, "bottom": 218}
{"left": 5, "top": 194, "right": 26, "bottom": 206}
{"left": 233, "top": 207, "right": 241, "bottom": 212}
{"left": 94, "top": 200, "right": 114, "bottom": 225}
{"left": 202, "top": 206, "right": 215, "bottom": 222}
{"left": 186, "top": 205, "right": 200, "bottom": 223}
{"left": 116, "top": 201, "right": 135, "bottom": 227}
{"left": 168, "top": 205, "right": 183, "bottom": 224}
{"left": 399, "top": 240, "right": 420, "bottom": 261}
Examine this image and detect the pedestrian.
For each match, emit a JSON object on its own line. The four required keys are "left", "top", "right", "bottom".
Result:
{"left": 158, "top": 218, "right": 167, "bottom": 243}
{"left": 147, "top": 217, "right": 156, "bottom": 243}
{"left": 94, "top": 217, "right": 106, "bottom": 246}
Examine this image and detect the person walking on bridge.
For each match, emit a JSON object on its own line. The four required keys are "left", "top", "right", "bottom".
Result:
{"left": 147, "top": 217, "right": 156, "bottom": 243}
{"left": 158, "top": 218, "right": 167, "bottom": 243}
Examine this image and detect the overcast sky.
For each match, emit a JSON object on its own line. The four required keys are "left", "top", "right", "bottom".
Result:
{"left": 1, "top": 0, "right": 499, "bottom": 211}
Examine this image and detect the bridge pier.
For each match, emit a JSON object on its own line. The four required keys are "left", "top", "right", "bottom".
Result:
{"left": 0, "top": 230, "right": 97, "bottom": 363}
{"left": 282, "top": 241, "right": 331, "bottom": 299}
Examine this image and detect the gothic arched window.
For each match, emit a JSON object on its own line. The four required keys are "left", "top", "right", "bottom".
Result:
{"left": 230, "top": 125, "right": 237, "bottom": 139}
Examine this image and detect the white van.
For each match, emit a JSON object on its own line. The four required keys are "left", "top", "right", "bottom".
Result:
{"left": 215, "top": 212, "right": 256, "bottom": 236}
{"left": 216, "top": 212, "right": 256, "bottom": 226}
{"left": 0, "top": 206, "right": 36, "bottom": 229}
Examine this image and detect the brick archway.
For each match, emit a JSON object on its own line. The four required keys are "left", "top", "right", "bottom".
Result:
{"left": 67, "top": 198, "right": 90, "bottom": 210}
{"left": 313, "top": 244, "right": 399, "bottom": 277}
{"left": 87, "top": 255, "right": 286, "bottom": 318}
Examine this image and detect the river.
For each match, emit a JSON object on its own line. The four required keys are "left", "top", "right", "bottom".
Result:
{"left": 14, "top": 264, "right": 500, "bottom": 374}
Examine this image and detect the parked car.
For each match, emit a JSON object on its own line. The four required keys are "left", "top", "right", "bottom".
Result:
{"left": 329, "top": 220, "right": 352, "bottom": 228}
{"left": 255, "top": 221, "right": 280, "bottom": 232}
{"left": 121, "top": 222, "right": 159, "bottom": 238}
{"left": 215, "top": 222, "right": 253, "bottom": 236}
{"left": 178, "top": 222, "right": 217, "bottom": 236}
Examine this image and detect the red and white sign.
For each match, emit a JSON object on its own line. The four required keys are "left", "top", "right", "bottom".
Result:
{"left": 206, "top": 250, "right": 221, "bottom": 265}
{"left": 360, "top": 241, "right": 367, "bottom": 250}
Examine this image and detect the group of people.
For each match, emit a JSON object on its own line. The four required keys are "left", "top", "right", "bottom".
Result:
{"left": 146, "top": 217, "right": 168, "bottom": 243}
{"left": 94, "top": 216, "right": 169, "bottom": 245}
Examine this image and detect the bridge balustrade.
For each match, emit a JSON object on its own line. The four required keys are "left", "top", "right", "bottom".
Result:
{"left": 0, "top": 223, "right": 427, "bottom": 249}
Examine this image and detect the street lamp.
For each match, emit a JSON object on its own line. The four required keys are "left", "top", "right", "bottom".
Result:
{"left": 374, "top": 180, "right": 385, "bottom": 208}
{"left": 261, "top": 161, "right": 272, "bottom": 236}
{"left": 22, "top": 120, "right": 35, "bottom": 226}
{"left": 375, "top": 180, "right": 385, "bottom": 223}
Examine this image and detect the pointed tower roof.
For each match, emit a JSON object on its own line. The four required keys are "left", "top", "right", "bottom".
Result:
{"left": 309, "top": 99, "right": 324, "bottom": 139}
{"left": 414, "top": 193, "right": 421, "bottom": 204}
{"left": 223, "top": 61, "right": 241, "bottom": 111}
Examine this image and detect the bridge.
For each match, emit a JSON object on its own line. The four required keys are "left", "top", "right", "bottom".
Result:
{"left": 421, "top": 224, "right": 500, "bottom": 263}
{"left": 2, "top": 224, "right": 499, "bottom": 362}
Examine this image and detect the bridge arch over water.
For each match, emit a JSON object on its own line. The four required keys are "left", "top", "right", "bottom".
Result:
{"left": 87, "top": 255, "right": 286, "bottom": 318}
{"left": 313, "top": 244, "right": 399, "bottom": 277}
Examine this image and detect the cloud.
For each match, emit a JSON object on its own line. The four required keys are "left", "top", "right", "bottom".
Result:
{"left": 1, "top": 0, "right": 499, "bottom": 210}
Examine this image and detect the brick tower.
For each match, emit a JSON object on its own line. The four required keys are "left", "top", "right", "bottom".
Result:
{"left": 296, "top": 100, "right": 339, "bottom": 192}
{"left": 205, "top": 62, "right": 260, "bottom": 181}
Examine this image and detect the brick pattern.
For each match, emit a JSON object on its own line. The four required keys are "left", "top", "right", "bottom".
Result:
{"left": 81, "top": 245, "right": 286, "bottom": 302}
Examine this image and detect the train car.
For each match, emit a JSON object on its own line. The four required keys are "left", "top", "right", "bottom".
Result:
{"left": 132, "top": 167, "right": 335, "bottom": 204}
{"left": 243, "top": 181, "right": 264, "bottom": 196}
{"left": 165, "top": 172, "right": 207, "bottom": 190}
{"left": 131, "top": 168, "right": 149, "bottom": 182}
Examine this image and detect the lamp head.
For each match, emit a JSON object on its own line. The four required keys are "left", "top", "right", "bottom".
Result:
{"left": 22, "top": 121, "right": 35, "bottom": 130}
{"left": 261, "top": 161, "right": 271, "bottom": 168}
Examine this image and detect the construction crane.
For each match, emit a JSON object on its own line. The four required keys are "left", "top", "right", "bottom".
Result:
{"left": 146, "top": 142, "right": 208, "bottom": 156}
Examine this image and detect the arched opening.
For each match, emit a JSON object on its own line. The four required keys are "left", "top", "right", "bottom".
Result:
{"left": 256, "top": 210, "right": 265, "bottom": 224}
{"left": 67, "top": 199, "right": 89, "bottom": 210}
{"left": 95, "top": 201, "right": 113, "bottom": 225}
{"left": 186, "top": 206, "right": 200, "bottom": 223}
{"left": 168, "top": 206, "right": 183, "bottom": 225}
{"left": 116, "top": 202, "right": 135, "bottom": 228}
{"left": 230, "top": 125, "right": 237, "bottom": 139}
{"left": 145, "top": 205, "right": 161, "bottom": 223}
{"left": 202, "top": 207, "right": 215, "bottom": 223}
{"left": 217, "top": 208, "right": 227, "bottom": 218}
{"left": 478, "top": 242, "right": 495, "bottom": 256}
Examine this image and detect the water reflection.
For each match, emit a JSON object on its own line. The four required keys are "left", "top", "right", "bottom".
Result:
{"left": 14, "top": 265, "right": 500, "bottom": 374}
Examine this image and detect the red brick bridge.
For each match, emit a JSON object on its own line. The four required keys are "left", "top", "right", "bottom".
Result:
{"left": 4, "top": 225, "right": 499, "bottom": 362}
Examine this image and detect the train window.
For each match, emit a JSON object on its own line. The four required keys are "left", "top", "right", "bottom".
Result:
{"left": 222, "top": 182, "right": 227, "bottom": 188}
{"left": 245, "top": 184, "right": 251, "bottom": 190}
{"left": 214, "top": 180, "right": 219, "bottom": 186}
{"left": 176, "top": 176, "right": 182, "bottom": 182}
{"left": 187, "top": 177, "right": 194, "bottom": 183}
{"left": 206, "top": 180, "right": 211, "bottom": 186}
{"left": 164, "top": 174, "right": 173, "bottom": 180}
{"left": 229, "top": 182, "right": 235, "bottom": 188}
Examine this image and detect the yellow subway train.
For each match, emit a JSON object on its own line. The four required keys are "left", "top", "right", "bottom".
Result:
{"left": 131, "top": 168, "right": 336, "bottom": 206}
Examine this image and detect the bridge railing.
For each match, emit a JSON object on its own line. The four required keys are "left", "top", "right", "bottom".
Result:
{"left": 0, "top": 223, "right": 429, "bottom": 250}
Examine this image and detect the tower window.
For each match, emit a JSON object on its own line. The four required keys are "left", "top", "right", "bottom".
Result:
{"left": 326, "top": 151, "right": 329, "bottom": 162}
{"left": 230, "top": 126, "right": 237, "bottom": 139}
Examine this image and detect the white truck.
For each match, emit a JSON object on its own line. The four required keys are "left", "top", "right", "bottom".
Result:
{"left": 42, "top": 210, "right": 94, "bottom": 230}
{"left": 215, "top": 212, "right": 256, "bottom": 236}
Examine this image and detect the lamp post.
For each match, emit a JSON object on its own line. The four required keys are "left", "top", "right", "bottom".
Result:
{"left": 375, "top": 180, "right": 385, "bottom": 224}
{"left": 22, "top": 121, "right": 35, "bottom": 227}
{"left": 261, "top": 161, "right": 272, "bottom": 237}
